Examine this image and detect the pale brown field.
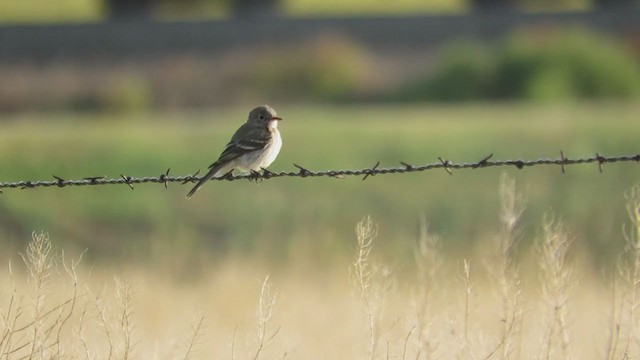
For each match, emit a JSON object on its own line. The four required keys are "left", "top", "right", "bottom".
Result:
{"left": 2, "top": 178, "right": 640, "bottom": 360}
{"left": 0, "top": 240, "right": 622, "bottom": 360}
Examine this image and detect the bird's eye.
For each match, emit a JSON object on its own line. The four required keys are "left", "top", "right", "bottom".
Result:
{"left": 258, "top": 115, "right": 265, "bottom": 121}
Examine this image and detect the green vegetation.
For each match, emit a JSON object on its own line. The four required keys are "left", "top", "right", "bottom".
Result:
{"left": 400, "top": 43, "right": 494, "bottom": 102}
{"left": 1, "top": 30, "right": 637, "bottom": 112}
{"left": 402, "top": 29, "right": 640, "bottom": 102}
{"left": 0, "top": 103, "right": 638, "bottom": 272}
{"left": 0, "top": 0, "right": 597, "bottom": 22}
{"left": 0, "top": 0, "right": 464, "bottom": 23}
{"left": 0, "top": 0, "right": 102, "bottom": 23}
{"left": 253, "top": 36, "right": 372, "bottom": 102}
{"left": 283, "top": 0, "right": 466, "bottom": 15}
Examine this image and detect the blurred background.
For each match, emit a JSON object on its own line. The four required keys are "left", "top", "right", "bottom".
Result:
{"left": 0, "top": 0, "right": 639, "bottom": 275}
{"left": 1, "top": 2, "right": 640, "bottom": 358}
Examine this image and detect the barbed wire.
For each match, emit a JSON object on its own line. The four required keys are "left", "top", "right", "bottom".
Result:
{"left": 0, "top": 152, "right": 638, "bottom": 192}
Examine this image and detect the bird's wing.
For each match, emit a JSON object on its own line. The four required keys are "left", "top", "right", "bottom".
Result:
{"left": 210, "top": 123, "right": 271, "bottom": 168}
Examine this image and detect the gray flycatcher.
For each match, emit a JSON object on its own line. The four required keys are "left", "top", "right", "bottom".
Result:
{"left": 186, "top": 105, "right": 283, "bottom": 198}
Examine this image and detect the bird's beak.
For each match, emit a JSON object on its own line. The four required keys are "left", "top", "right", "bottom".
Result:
{"left": 271, "top": 116, "right": 282, "bottom": 121}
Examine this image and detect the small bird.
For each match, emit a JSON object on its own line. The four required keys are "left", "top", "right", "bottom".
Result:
{"left": 186, "top": 105, "right": 283, "bottom": 198}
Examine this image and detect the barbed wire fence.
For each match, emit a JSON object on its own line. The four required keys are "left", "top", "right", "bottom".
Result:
{"left": 0, "top": 152, "right": 638, "bottom": 193}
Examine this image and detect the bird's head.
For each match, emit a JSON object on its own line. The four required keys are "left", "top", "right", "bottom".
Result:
{"left": 248, "top": 105, "right": 282, "bottom": 128}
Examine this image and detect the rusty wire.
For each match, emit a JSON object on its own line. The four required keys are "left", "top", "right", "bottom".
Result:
{"left": 0, "top": 152, "right": 638, "bottom": 192}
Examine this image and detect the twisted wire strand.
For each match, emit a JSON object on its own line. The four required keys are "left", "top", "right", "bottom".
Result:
{"left": 1, "top": 153, "right": 638, "bottom": 191}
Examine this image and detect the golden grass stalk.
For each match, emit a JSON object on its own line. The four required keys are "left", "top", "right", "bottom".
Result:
{"left": 413, "top": 214, "right": 442, "bottom": 359}
{"left": 0, "top": 232, "right": 83, "bottom": 360}
{"left": 537, "top": 213, "right": 574, "bottom": 360}
{"left": 76, "top": 301, "right": 91, "bottom": 360}
{"left": 23, "top": 232, "right": 54, "bottom": 359}
{"left": 114, "top": 277, "right": 135, "bottom": 360}
{"left": 250, "top": 276, "right": 280, "bottom": 360}
{"left": 460, "top": 259, "right": 477, "bottom": 360}
{"left": 350, "top": 216, "right": 391, "bottom": 360}
{"left": 0, "top": 261, "right": 23, "bottom": 360}
{"left": 605, "top": 273, "right": 622, "bottom": 360}
{"left": 487, "top": 173, "right": 525, "bottom": 360}
{"left": 615, "top": 183, "right": 640, "bottom": 359}
{"left": 94, "top": 292, "right": 114, "bottom": 360}
{"left": 352, "top": 215, "right": 378, "bottom": 360}
{"left": 181, "top": 314, "right": 205, "bottom": 360}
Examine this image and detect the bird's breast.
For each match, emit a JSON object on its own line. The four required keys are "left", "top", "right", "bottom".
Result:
{"left": 263, "top": 129, "right": 282, "bottom": 167}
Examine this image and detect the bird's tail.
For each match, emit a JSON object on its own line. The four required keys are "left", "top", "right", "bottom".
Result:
{"left": 185, "top": 162, "right": 224, "bottom": 199}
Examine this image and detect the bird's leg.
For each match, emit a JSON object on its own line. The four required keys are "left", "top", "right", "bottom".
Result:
{"left": 221, "top": 169, "right": 235, "bottom": 180}
{"left": 249, "top": 170, "right": 263, "bottom": 183}
{"left": 260, "top": 167, "right": 275, "bottom": 179}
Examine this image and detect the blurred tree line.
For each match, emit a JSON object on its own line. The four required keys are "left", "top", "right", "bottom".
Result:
{"left": 106, "top": 0, "right": 281, "bottom": 18}
{"left": 473, "top": 0, "right": 636, "bottom": 10}
{"left": 0, "top": 28, "right": 637, "bottom": 112}
{"left": 105, "top": 0, "right": 637, "bottom": 19}
{"left": 397, "top": 29, "right": 640, "bottom": 102}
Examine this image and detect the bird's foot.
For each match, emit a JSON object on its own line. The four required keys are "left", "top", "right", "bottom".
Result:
{"left": 249, "top": 170, "right": 263, "bottom": 183}
{"left": 260, "top": 167, "right": 276, "bottom": 179}
{"left": 221, "top": 169, "right": 235, "bottom": 180}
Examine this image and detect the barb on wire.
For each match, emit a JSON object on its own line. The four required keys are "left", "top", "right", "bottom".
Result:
{"left": 53, "top": 175, "right": 66, "bottom": 187}
{"left": 437, "top": 157, "right": 453, "bottom": 175}
{"left": 595, "top": 153, "right": 605, "bottom": 173}
{"left": 260, "top": 167, "right": 276, "bottom": 179}
{"left": 181, "top": 169, "right": 200, "bottom": 185}
{"left": 362, "top": 161, "right": 380, "bottom": 181}
{"left": 159, "top": 168, "right": 171, "bottom": 189}
{"left": 400, "top": 161, "right": 413, "bottom": 170}
{"left": 120, "top": 175, "right": 134, "bottom": 190}
{"left": 293, "top": 163, "right": 311, "bottom": 177}
{"left": 560, "top": 150, "right": 567, "bottom": 174}
{"left": 0, "top": 153, "right": 639, "bottom": 192}
{"left": 472, "top": 153, "right": 494, "bottom": 168}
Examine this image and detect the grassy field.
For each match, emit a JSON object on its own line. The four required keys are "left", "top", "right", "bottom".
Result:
{"left": 283, "top": 0, "right": 465, "bottom": 15}
{"left": 0, "top": 0, "right": 597, "bottom": 23}
{"left": 0, "top": 102, "right": 639, "bottom": 269}
{"left": 0, "top": 0, "right": 102, "bottom": 23}
{"left": 1, "top": 197, "right": 639, "bottom": 359}
{"left": 0, "top": 0, "right": 464, "bottom": 23}
{"left": 0, "top": 0, "right": 452, "bottom": 23}
{"left": 0, "top": 102, "right": 639, "bottom": 358}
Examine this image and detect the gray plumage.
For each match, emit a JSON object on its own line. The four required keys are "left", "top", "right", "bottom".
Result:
{"left": 186, "top": 105, "right": 283, "bottom": 198}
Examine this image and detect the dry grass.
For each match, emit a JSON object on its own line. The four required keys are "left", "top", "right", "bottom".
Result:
{"left": 486, "top": 174, "right": 525, "bottom": 360}
{"left": 2, "top": 180, "right": 640, "bottom": 359}
{"left": 537, "top": 214, "right": 574, "bottom": 360}
{"left": 607, "top": 183, "right": 640, "bottom": 359}
{"left": 350, "top": 216, "right": 391, "bottom": 360}
{"left": 412, "top": 214, "right": 442, "bottom": 359}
